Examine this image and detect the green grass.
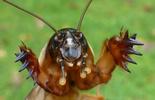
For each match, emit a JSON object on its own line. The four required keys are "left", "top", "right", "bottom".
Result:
{"left": 0, "top": 0, "right": 155, "bottom": 100}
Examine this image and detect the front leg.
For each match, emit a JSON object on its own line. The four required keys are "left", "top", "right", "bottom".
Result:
{"left": 96, "top": 29, "right": 144, "bottom": 84}
{"left": 75, "top": 28, "right": 143, "bottom": 89}
{"left": 15, "top": 42, "right": 40, "bottom": 83}
{"left": 16, "top": 42, "right": 70, "bottom": 96}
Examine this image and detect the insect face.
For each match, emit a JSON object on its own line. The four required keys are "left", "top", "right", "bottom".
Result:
{"left": 50, "top": 28, "right": 88, "bottom": 63}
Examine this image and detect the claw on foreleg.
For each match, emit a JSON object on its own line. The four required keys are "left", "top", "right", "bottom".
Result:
{"left": 18, "top": 60, "right": 29, "bottom": 72}
{"left": 123, "top": 55, "right": 137, "bottom": 64}
{"left": 15, "top": 51, "right": 27, "bottom": 62}
{"left": 121, "top": 62, "right": 131, "bottom": 73}
{"left": 122, "top": 48, "right": 143, "bottom": 56}
{"left": 26, "top": 70, "right": 33, "bottom": 79}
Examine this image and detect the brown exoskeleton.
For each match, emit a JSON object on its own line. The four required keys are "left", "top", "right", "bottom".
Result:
{"left": 3, "top": 0, "right": 143, "bottom": 100}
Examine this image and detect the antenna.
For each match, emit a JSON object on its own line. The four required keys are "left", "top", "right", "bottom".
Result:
{"left": 77, "top": 0, "right": 92, "bottom": 31}
{"left": 3, "top": 0, "right": 58, "bottom": 33}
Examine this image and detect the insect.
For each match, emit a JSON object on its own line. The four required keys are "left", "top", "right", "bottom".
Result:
{"left": 3, "top": 0, "right": 143, "bottom": 100}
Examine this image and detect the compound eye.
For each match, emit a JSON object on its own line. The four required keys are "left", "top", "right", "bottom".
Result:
{"left": 75, "top": 32, "right": 83, "bottom": 39}
{"left": 55, "top": 33, "right": 63, "bottom": 42}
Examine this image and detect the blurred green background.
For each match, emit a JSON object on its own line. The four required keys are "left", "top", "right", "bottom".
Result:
{"left": 0, "top": 0, "right": 155, "bottom": 100}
